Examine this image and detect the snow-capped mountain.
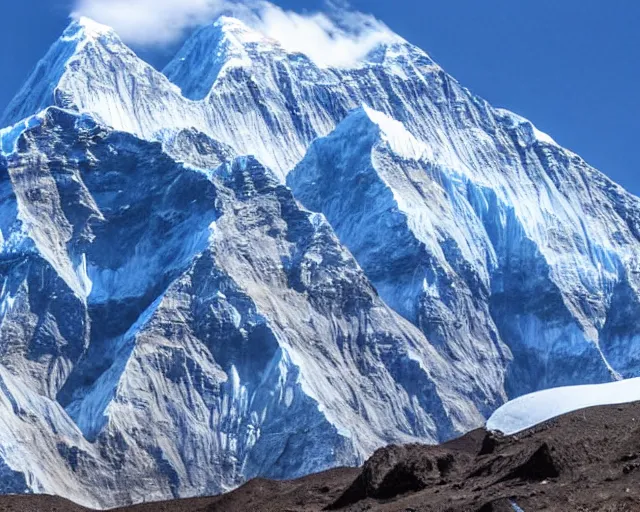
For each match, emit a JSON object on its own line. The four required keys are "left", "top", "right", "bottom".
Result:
{"left": 1, "top": 11, "right": 640, "bottom": 509}
{"left": 0, "top": 106, "right": 478, "bottom": 508}
{"left": 288, "top": 103, "right": 640, "bottom": 401}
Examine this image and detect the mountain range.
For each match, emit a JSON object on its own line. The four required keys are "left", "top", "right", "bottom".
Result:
{"left": 0, "top": 14, "right": 639, "bottom": 509}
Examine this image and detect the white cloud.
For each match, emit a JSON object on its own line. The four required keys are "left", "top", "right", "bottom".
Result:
{"left": 71, "top": 0, "right": 397, "bottom": 67}
{"left": 72, "top": 0, "right": 228, "bottom": 46}
{"left": 248, "top": 3, "right": 395, "bottom": 67}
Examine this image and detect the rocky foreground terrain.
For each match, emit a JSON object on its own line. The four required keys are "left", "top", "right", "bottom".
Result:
{"left": 2, "top": 401, "right": 640, "bottom": 511}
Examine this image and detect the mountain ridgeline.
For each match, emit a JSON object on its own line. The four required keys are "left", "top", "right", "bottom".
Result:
{"left": 0, "top": 15, "right": 639, "bottom": 509}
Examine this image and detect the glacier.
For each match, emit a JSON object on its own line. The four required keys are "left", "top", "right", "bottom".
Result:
{"left": 0, "top": 10, "right": 639, "bottom": 508}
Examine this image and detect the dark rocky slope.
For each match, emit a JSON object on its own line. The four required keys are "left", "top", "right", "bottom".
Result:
{"left": 4, "top": 401, "right": 640, "bottom": 511}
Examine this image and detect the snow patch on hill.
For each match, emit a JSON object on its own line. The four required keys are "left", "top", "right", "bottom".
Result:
{"left": 487, "top": 377, "right": 640, "bottom": 435}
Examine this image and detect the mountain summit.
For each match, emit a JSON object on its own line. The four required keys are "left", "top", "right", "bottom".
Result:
{"left": 163, "top": 16, "right": 283, "bottom": 100}
{"left": 0, "top": 12, "right": 639, "bottom": 509}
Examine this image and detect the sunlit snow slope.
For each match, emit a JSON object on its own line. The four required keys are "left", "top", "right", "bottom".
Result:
{"left": 487, "top": 378, "right": 640, "bottom": 435}
{"left": 0, "top": 11, "right": 639, "bottom": 509}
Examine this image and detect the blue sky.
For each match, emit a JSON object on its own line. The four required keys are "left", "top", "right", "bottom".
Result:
{"left": 1, "top": 0, "right": 638, "bottom": 194}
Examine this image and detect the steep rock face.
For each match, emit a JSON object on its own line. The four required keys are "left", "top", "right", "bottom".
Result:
{"left": 0, "top": 365, "right": 112, "bottom": 506}
{"left": 288, "top": 107, "right": 510, "bottom": 413}
{"left": 289, "top": 105, "right": 640, "bottom": 400}
{"left": 0, "top": 108, "right": 479, "bottom": 507}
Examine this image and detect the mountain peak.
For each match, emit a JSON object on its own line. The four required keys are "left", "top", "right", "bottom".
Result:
{"left": 64, "top": 16, "right": 117, "bottom": 42}
{"left": 213, "top": 15, "right": 265, "bottom": 42}
{"left": 163, "top": 16, "right": 280, "bottom": 101}
{"left": 1, "top": 13, "right": 186, "bottom": 136}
